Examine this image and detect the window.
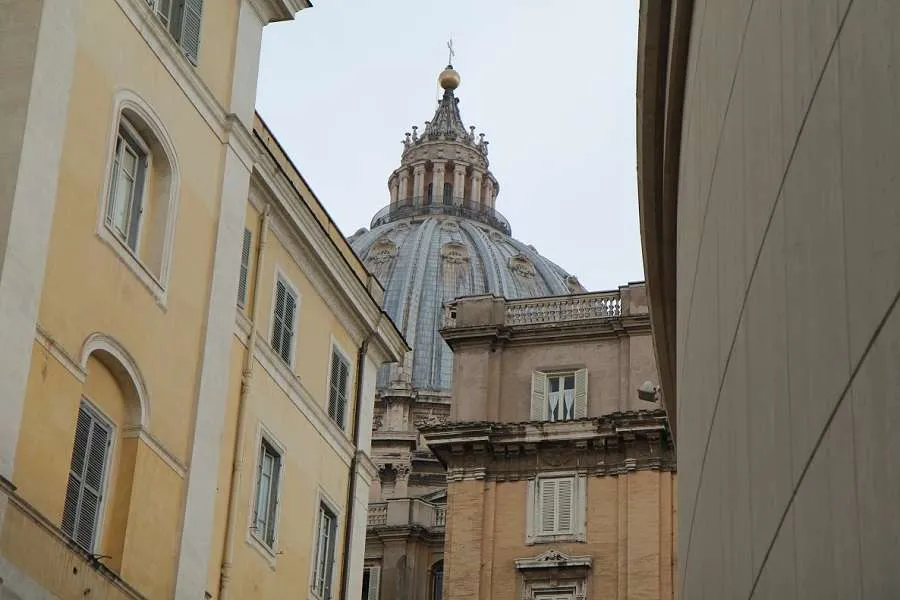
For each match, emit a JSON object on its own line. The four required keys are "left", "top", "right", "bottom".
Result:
{"left": 271, "top": 276, "right": 298, "bottom": 364}
{"left": 426, "top": 182, "right": 434, "bottom": 205}
{"left": 443, "top": 182, "right": 452, "bottom": 205}
{"left": 146, "top": 0, "right": 204, "bottom": 64}
{"left": 530, "top": 369, "right": 588, "bottom": 421}
{"left": 328, "top": 348, "right": 351, "bottom": 429}
{"left": 252, "top": 440, "right": 281, "bottom": 548}
{"left": 62, "top": 403, "right": 112, "bottom": 552}
{"left": 237, "top": 228, "right": 252, "bottom": 307}
{"left": 526, "top": 474, "right": 586, "bottom": 544}
{"left": 430, "top": 560, "right": 444, "bottom": 600}
{"left": 538, "top": 477, "right": 575, "bottom": 535}
{"left": 362, "top": 566, "right": 381, "bottom": 600}
{"left": 312, "top": 503, "right": 337, "bottom": 599}
{"left": 106, "top": 124, "right": 148, "bottom": 251}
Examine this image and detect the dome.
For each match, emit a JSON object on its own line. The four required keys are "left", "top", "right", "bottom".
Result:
{"left": 349, "top": 64, "right": 585, "bottom": 394}
{"left": 350, "top": 215, "right": 581, "bottom": 392}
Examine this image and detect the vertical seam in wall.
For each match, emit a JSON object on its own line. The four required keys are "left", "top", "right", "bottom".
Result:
{"left": 676, "top": 1, "right": 759, "bottom": 594}
{"left": 737, "top": 5, "right": 860, "bottom": 595}
{"left": 833, "top": 4, "right": 865, "bottom": 597}
{"left": 682, "top": 0, "right": 863, "bottom": 591}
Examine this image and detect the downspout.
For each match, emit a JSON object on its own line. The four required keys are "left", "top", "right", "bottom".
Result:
{"left": 338, "top": 314, "right": 382, "bottom": 600}
{"left": 219, "top": 206, "right": 271, "bottom": 600}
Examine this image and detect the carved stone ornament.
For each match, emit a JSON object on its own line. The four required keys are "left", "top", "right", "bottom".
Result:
{"left": 372, "top": 414, "right": 384, "bottom": 431}
{"left": 368, "top": 237, "right": 398, "bottom": 264}
{"left": 440, "top": 219, "right": 460, "bottom": 232}
{"left": 441, "top": 241, "right": 469, "bottom": 264}
{"left": 489, "top": 229, "right": 505, "bottom": 243}
{"left": 508, "top": 254, "right": 537, "bottom": 278}
{"left": 415, "top": 414, "right": 448, "bottom": 428}
{"left": 566, "top": 275, "right": 585, "bottom": 294}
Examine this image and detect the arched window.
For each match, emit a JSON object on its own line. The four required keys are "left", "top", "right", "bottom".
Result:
{"left": 62, "top": 334, "right": 150, "bottom": 571}
{"left": 426, "top": 182, "right": 434, "bottom": 205}
{"left": 99, "top": 91, "right": 180, "bottom": 304}
{"left": 430, "top": 560, "right": 444, "bottom": 600}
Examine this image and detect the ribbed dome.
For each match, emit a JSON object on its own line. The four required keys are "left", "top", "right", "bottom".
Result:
{"left": 349, "top": 215, "right": 583, "bottom": 392}
{"left": 349, "top": 63, "right": 584, "bottom": 394}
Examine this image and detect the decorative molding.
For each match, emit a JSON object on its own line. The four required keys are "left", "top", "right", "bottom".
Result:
{"left": 79, "top": 332, "right": 152, "bottom": 430}
{"left": 34, "top": 325, "right": 87, "bottom": 383}
{"left": 122, "top": 425, "right": 186, "bottom": 477}
{"left": 508, "top": 253, "right": 536, "bottom": 279}
{"left": 423, "top": 411, "right": 675, "bottom": 482}
{"left": 515, "top": 550, "right": 593, "bottom": 571}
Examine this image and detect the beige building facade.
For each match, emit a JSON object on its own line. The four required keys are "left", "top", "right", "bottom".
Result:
{"left": 638, "top": 0, "right": 900, "bottom": 598}
{"left": 424, "top": 285, "right": 676, "bottom": 600}
{"left": 0, "top": 2, "right": 406, "bottom": 599}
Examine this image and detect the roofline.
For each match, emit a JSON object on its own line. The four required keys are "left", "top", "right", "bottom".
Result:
{"left": 253, "top": 112, "right": 408, "bottom": 356}
{"left": 636, "top": 0, "right": 694, "bottom": 441}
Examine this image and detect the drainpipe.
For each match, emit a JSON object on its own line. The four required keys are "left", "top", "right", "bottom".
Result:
{"left": 338, "top": 314, "right": 381, "bottom": 600}
{"left": 219, "top": 206, "right": 270, "bottom": 600}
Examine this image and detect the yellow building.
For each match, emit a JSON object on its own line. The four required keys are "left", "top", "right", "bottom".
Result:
{"left": 0, "top": 1, "right": 406, "bottom": 599}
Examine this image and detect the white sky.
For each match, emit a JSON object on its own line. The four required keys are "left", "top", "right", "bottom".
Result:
{"left": 256, "top": 0, "right": 643, "bottom": 292}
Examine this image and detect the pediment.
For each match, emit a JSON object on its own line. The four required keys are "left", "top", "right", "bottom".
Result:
{"left": 514, "top": 549, "right": 592, "bottom": 571}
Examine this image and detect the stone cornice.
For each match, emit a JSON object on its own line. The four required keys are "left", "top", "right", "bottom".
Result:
{"left": 247, "top": 0, "right": 312, "bottom": 23}
{"left": 421, "top": 411, "right": 675, "bottom": 481}
{"left": 440, "top": 313, "right": 651, "bottom": 350}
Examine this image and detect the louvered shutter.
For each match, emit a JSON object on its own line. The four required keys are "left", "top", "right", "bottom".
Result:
{"left": 282, "top": 287, "right": 297, "bottom": 362}
{"left": 539, "top": 478, "right": 558, "bottom": 534}
{"left": 366, "top": 567, "right": 381, "bottom": 600}
{"left": 62, "top": 405, "right": 110, "bottom": 552}
{"left": 573, "top": 368, "right": 588, "bottom": 418}
{"left": 272, "top": 279, "right": 286, "bottom": 359}
{"left": 530, "top": 371, "right": 547, "bottom": 421}
{"left": 328, "top": 351, "right": 341, "bottom": 422}
{"left": 179, "top": 0, "right": 203, "bottom": 64}
{"left": 336, "top": 356, "right": 349, "bottom": 428}
{"left": 556, "top": 478, "right": 574, "bottom": 533}
{"left": 237, "top": 228, "right": 251, "bottom": 307}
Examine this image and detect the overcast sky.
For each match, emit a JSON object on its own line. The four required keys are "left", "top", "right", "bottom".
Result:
{"left": 256, "top": 0, "right": 643, "bottom": 292}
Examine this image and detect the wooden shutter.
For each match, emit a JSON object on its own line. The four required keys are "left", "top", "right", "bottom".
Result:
{"left": 556, "top": 478, "right": 574, "bottom": 533}
{"left": 366, "top": 567, "right": 381, "bottom": 600}
{"left": 179, "top": 0, "right": 203, "bottom": 64}
{"left": 237, "top": 228, "right": 251, "bottom": 307}
{"left": 530, "top": 371, "right": 547, "bottom": 421}
{"left": 328, "top": 352, "right": 350, "bottom": 429}
{"left": 283, "top": 289, "right": 296, "bottom": 360}
{"left": 573, "top": 368, "right": 588, "bottom": 418}
{"left": 61, "top": 405, "right": 111, "bottom": 552}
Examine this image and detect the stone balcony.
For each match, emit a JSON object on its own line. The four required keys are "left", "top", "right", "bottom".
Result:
{"left": 367, "top": 498, "right": 447, "bottom": 532}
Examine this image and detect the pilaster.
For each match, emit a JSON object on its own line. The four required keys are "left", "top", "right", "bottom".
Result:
{"left": 413, "top": 163, "right": 426, "bottom": 200}
{"left": 0, "top": 0, "right": 83, "bottom": 484}
{"left": 398, "top": 168, "right": 410, "bottom": 203}
{"left": 432, "top": 161, "right": 446, "bottom": 203}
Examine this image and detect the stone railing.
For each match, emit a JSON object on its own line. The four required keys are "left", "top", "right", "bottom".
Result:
{"left": 505, "top": 292, "right": 622, "bottom": 326}
{"left": 367, "top": 502, "right": 388, "bottom": 527}
{"left": 434, "top": 505, "right": 447, "bottom": 527}
{"left": 366, "top": 498, "right": 446, "bottom": 531}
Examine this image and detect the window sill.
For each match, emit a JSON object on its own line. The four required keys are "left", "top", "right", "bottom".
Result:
{"left": 526, "top": 532, "right": 586, "bottom": 546}
{"left": 96, "top": 227, "right": 168, "bottom": 309}
{"left": 246, "top": 530, "right": 278, "bottom": 570}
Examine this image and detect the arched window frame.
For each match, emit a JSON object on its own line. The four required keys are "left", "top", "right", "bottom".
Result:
{"left": 97, "top": 89, "right": 181, "bottom": 307}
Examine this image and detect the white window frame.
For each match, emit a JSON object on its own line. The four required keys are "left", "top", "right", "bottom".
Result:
{"left": 145, "top": 0, "right": 204, "bottom": 65}
{"left": 105, "top": 120, "right": 149, "bottom": 252}
{"left": 97, "top": 90, "right": 181, "bottom": 308}
{"left": 246, "top": 424, "right": 286, "bottom": 562}
{"left": 326, "top": 339, "right": 352, "bottom": 431}
{"left": 309, "top": 489, "right": 342, "bottom": 600}
{"left": 270, "top": 270, "right": 300, "bottom": 367}
{"left": 526, "top": 472, "right": 586, "bottom": 545}
{"left": 61, "top": 399, "right": 115, "bottom": 553}
{"left": 530, "top": 368, "right": 588, "bottom": 422}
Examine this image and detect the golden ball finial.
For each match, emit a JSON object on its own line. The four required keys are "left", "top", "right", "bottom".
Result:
{"left": 439, "top": 65, "right": 460, "bottom": 90}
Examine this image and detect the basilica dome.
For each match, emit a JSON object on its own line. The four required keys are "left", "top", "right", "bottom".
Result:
{"left": 349, "top": 64, "right": 584, "bottom": 394}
